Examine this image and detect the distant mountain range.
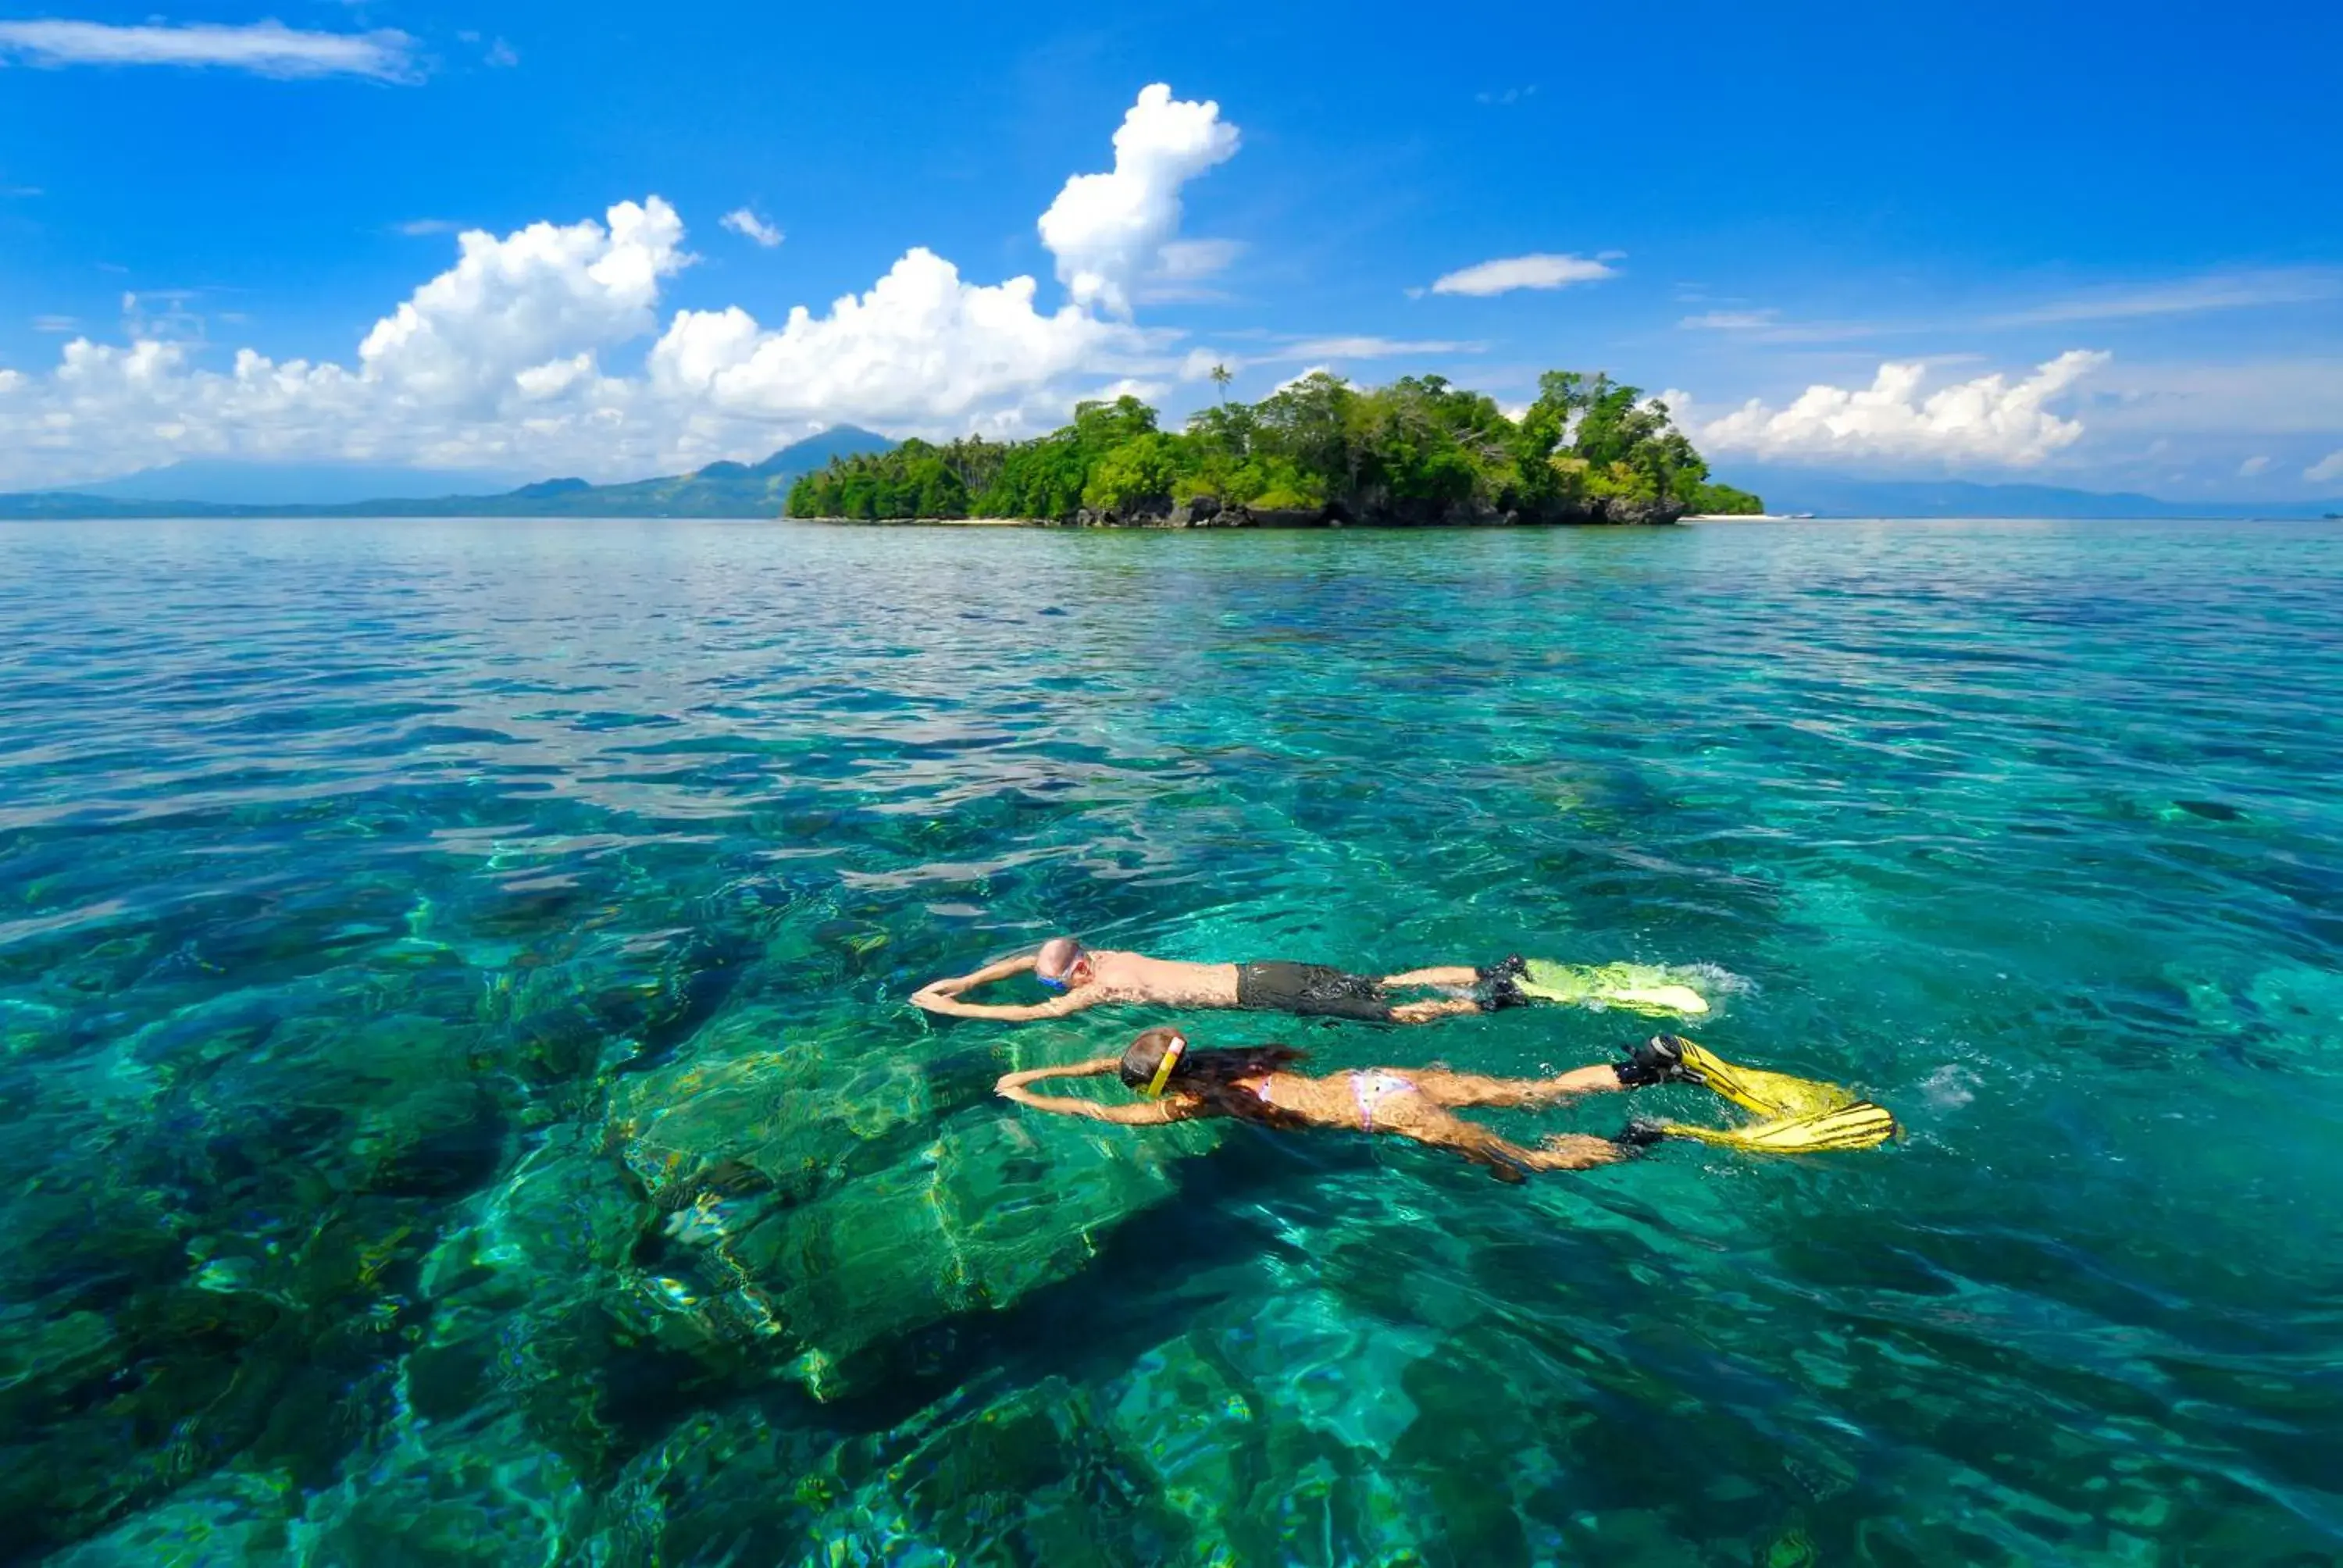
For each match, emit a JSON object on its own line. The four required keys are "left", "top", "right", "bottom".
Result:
{"left": 9, "top": 441, "right": 2338, "bottom": 522}
{"left": 0, "top": 427, "right": 894, "bottom": 519}
{"left": 1728, "top": 472, "right": 2343, "bottom": 521}
{"left": 68, "top": 458, "right": 538, "bottom": 506}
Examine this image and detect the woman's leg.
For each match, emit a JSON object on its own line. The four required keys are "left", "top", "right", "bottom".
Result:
{"left": 1382, "top": 1101, "right": 1626, "bottom": 1176}
{"left": 1403, "top": 1065, "right": 1624, "bottom": 1107}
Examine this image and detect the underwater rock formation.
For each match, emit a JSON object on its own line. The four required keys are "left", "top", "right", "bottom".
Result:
{"left": 604, "top": 1011, "right": 1214, "bottom": 1397}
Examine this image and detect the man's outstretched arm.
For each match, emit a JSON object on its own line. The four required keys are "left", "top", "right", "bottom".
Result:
{"left": 912, "top": 953, "right": 1088, "bottom": 1020}
{"left": 911, "top": 953, "right": 1030, "bottom": 1009}
{"left": 915, "top": 992, "right": 1087, "bottom": 1021}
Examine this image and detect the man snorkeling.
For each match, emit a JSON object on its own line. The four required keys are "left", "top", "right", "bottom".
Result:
{"left": 996, "top": 1029, "right": 1899, "bottom": 1180}
{"left": 918, "top": 940, "right": 1558, "bottom": 1025}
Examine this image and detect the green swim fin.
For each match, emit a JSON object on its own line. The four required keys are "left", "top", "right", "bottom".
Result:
{"left": 1518, "top": 960, "right": 1710, "bottom": 1017}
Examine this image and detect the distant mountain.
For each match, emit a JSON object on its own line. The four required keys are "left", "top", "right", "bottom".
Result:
{"left": 18, "top": 443, "right": 2337, "bottom": 524}
{"left": 0, "top": 427, "right": 897, "bottom": 520}
{"left": 1731, "top": 472, "right": 2343, "bottom": 520}
{"left": 468, "top": 426, "right": 897, "bottom": 518}
{"left": 72, "top": 458, "right": 533, "bottom": 506}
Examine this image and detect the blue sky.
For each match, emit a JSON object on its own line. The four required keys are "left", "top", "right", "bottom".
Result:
{"left": 2, "top": 0, "right": 2338, "bottom": 494}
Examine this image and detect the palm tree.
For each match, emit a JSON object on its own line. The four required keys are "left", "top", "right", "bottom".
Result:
{"left": 1209, "top": 362, "right": 1233, "bottom": 406}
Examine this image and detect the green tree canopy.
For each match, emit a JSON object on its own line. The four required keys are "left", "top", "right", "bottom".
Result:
{"left": 783, "top": 370, "right": 1756, "bottom": 522}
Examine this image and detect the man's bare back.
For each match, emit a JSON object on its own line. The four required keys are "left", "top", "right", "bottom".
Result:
{"left": 1081, "top": 951, "right": 1242, "bottom": 1007}
{"left": 910, "top": 935, "right": 1519, "bottom": 1025}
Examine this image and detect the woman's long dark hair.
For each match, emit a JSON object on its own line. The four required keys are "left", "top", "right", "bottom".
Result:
{"left": 1119, "top": 1027, "right": 1309, "bottom": 1128}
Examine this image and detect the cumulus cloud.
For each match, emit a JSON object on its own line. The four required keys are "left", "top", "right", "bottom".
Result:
{"left": 0, "top": 18, "right": 419, "bottom": 80}
{"left": 719, "top": 208, "right": 783, "bottom": 248}
{"left": 357, "top": 198, "right": 686, "bottom": 410}
{"left": 1177, "top": 349, "right": 1228, "bottom": 381}
{"left": 1428, "top": 253, "right": 1616, "bottom": 297}
{"left": 2238, "top": 454, "right": 2272, "bottom": 477}
{"left": 0, "top": 84, "right": 1234, "bottom": 488}
{"left": 2308, "top": 450, "right": 2343, "bottom": 485}
{"left": 647, "top": 247, "right": 1129, "bottom": 431}
{"left": 1678, "top": 351, "right": 2110, "bottom": 467}
{"left": 1037, "top": 83, "right": 1239, "bottom": 317}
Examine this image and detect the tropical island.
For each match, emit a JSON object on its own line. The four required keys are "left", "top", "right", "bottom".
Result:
{"left": 786, "top": 369, "right": 1764, "bottom": 527}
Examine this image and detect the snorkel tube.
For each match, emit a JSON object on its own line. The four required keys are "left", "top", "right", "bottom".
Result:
{"left": 1143, "top": 1032, "right": 1189, "bottom": 1097}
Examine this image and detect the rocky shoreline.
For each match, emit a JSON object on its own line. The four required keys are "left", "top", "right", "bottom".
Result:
{"left": 804, "top": 492, "right": 1686, "bottom": 528}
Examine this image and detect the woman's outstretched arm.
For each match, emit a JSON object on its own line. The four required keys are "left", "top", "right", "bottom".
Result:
{"left": 996, "top": 1060, "right": 1184, "bottom": 1125}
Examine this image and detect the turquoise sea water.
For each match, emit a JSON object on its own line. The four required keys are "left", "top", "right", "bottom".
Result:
{"left": 3, "top": 516, "right": 2341, "bottom": 1566}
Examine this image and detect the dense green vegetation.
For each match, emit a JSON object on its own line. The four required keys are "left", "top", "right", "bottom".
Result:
{"left": 784, "top": 370, "right": 1763, "bottom": 522}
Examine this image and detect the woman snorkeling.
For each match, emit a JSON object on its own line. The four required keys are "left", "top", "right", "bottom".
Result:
{"left": 995, "top": 1028, "right": 1900, "bottom": 1178}
{"left": 994, "top": 1027, "right": 1674, "bottom": 1178}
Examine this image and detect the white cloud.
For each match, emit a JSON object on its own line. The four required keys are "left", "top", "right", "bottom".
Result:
{"left": 1280, "top": 336, "right": 1484, "bottom": 359}
{"left": 394, "top": 218, "right": 462, "bottom": 237}
{"left": 512, "top": 352, "right": 593, "bottom": 401}
{"left": 357, "top": 198, "right": 686, "bottom": 409}
{"left": 1150, "top": 237, "right": 1241, "bottom": 280}
{"left": 719, "top": 208, "right": 783, "bottom": 248}
{"left": 1134, "top": 237, "right": 1243, "bottom": 302}
{"left": 32, "top": 315, "right": 77, "bottom": 333}
{"left": 121, "top": 289, "right": 207, "bottom": 343}
{"left": 2238, "top": 454, "right": 2272, "bottom": 477}
{"left": 1988, "top": 269, "right": 2343, "bottom": 326}
{"left": 647, "top": 248, "right": 1129, "bottom": 431}
{"left": 1036, "top": 82, "right": 1239, "bottom": 317}
{"left": 1680, "top": 351, "right": 2110, "bottom": 467}
{"left": 2309, "top": 450, "right": 2343, "bottom": 485}
{"left": 1674, "top": 306, "right": 1890, "bottom": 344}
{"left": 0, "top": 85, "right": 1230, "bottom": 488}
{"left": 1172, "top": 336, "right": 1482, "bottom": 378}
{"left": 1428, "top": 253, "right": 1617, "bottom": 297}
{"left": 483, "top": 37, "right": 518, "bottom": 69}
{"left": 2085, "top": 358, "right": 2343, "bottom": 436}
{"left": 0, "top": 19, "right": 418, "bottom": 81}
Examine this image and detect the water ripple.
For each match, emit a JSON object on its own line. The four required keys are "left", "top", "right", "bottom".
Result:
{"left": 3, "top": 517, "right": 2341, "bottom": 1564}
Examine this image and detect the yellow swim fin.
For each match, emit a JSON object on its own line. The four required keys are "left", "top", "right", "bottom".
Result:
{"left": 1624, "top": 1035, "right": 1899, "bottom": 1156}
{"left": 1672, "top": 1039, "right": 1858, "bottom": 1119}
{"left": 1517, "top": 961, "right": 1710, "bottom": 1017}
{"left": 1653, "top": 1100, "right": 1899, "bottom": 1153}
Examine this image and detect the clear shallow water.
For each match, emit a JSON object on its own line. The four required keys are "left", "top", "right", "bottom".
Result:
{"left": 3, "top": 516, "right": 2341, "bottom": 1566}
